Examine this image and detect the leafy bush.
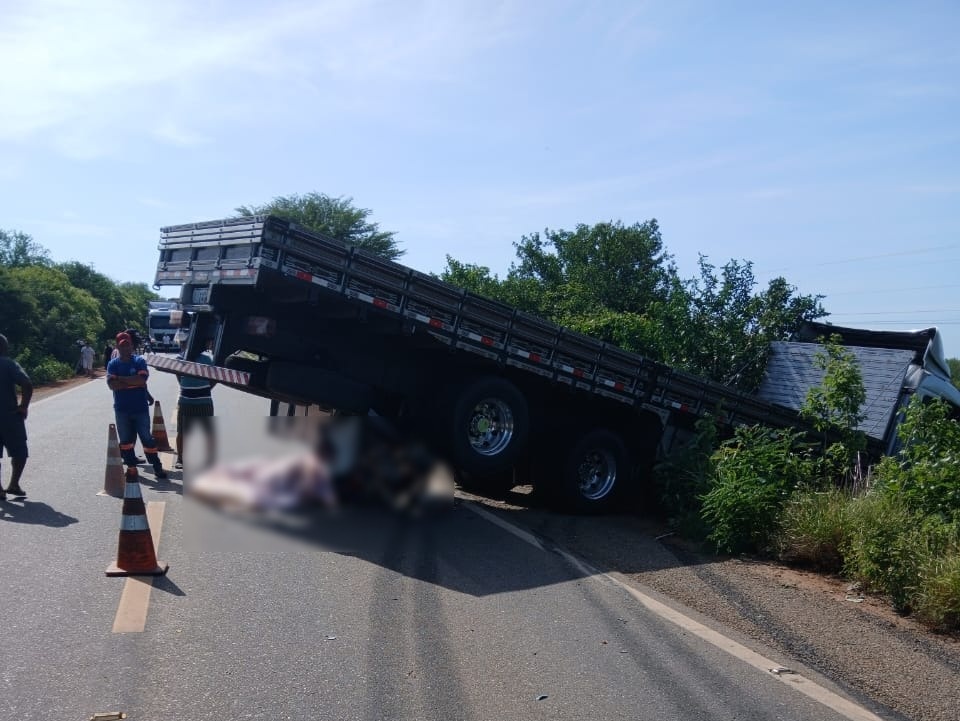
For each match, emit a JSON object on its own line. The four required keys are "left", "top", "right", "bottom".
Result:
{"left": 778, "top": 487, "right": 850, "bottom": 572}
{"left": 701, "top": 425, "right": 815, "bottom": 554}
{"left": 26, "top": 356, "right": 74, "bottom": 384}
{"left": 875, "top": 398, "right": 960, "bottom": 520}
{"left": 654, "top": 415, "right": 718, "bottom": 539}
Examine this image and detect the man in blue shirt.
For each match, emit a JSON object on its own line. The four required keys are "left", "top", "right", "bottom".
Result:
{"left": 107, "top": 332, "right": 167, "bottom": 479}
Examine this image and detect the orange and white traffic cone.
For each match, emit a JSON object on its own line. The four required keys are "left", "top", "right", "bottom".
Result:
{"left": 152, "top": 401, "right": 174, "bottom": 452}
{"left": 105, "top": 466, "right": 169, "bottom": 577}
{"left": 99, "top": 424, "right": 125, "bottom": 498}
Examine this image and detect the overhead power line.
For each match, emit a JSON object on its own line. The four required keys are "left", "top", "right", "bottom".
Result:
{"left": 827, "top": 310, "right": 960, "bottom": 316}
{"left": 756, "top": 243, "right": 960, "bottom": 274}
{"left": 824, "top": 283, "right": 960, "bottom": 297}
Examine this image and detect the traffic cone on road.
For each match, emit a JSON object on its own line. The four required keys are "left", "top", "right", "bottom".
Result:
{"left": 152, "top": 401, "right": 174, "bottom": 452}
{"left": 105, "top": 466, "right": 169, "bottom": 577}
{"left": 99, "top": 424, "right": 125, "bottom": 498}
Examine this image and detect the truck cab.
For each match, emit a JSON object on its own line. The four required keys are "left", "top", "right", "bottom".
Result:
{"left": 146, "top": 300, "right": 182, "bottom": 352}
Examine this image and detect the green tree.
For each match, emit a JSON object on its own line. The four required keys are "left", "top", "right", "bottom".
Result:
{"left": 678, "top": 259, "right": 825, "bottom": 390}
{"left": 800, "top": 335, "right": 868, "bottom": 479}
{"left": 236, "top": 192, "right": 402, "bottom": 260}
{"left": 507, "top": 220, "right": 677, "bottom": 319}
{"left": 4, "top": 265, "right": 104, "bottom": 369}
{"left": 948, "top": 358, "right": 960, "bottom": 390}
{"left": 0, "top": 229, "right": 51, "bottom": 267}
{"left": 119, "top": 281, "right": 161, "bottom": 323}
{"left": 440, "top": 219, "right": 825, "bottom": 387}
{"left": 57, "top": 262, "right": 149, "bottom": 340}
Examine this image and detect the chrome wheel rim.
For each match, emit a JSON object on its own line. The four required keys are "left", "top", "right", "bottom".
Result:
{"left": 467, "top": 398, "right": 514, "bottom": 456}
{"left": 578, "top": 448, "right": 617, "bottom": 500}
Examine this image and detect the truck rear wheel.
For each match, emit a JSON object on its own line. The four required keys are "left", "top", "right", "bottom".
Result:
{"left": 445, "top": 376, "right": 529, "bottom": 478}
{"left": 553, "top": 428, "right": 629, "bottom": 513}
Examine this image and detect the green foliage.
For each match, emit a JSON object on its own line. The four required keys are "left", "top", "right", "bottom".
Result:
{"left": 701, "top": 425, "right": 815, "bottom": 554}
{"left": 508, "top": 221, "right": 675, "bottom": 317}
{"left": 841, "top": 492, "right": 930, "bottom": 611}
{"left": 913, "top": 536, "right": 960, "bottom": 631}
{"left": 799, "top": 336, "right": 868, "bottom": 479}
{"left": 875, "top": 398, "right": 960, "bottom": 519}
{"left": 947, "top": 358, "right": 960, "bottom": 390}
{"left": 0, "top": 229, "right": 51, "bottom": 267}
{"left": 3, "top": 265, "right": 104, "bottom": 373}
{"left": 678, "top": 261, "right": 826, "bottom": 390}
{"left": 776, "top": 484, "right": 960, "bottom": 628}
{"left": 236, "top": 192, "right": 403, "bottom": 260}
{"left": 440, "top": 219, "right": 825, "bottom": 387}
{"left": 26, "top": 357, "right": 75, "bottom": 384}
{"left": 654, "top": 415, "right": 718, "bottom": 539}
{"left": 778, "top": 488, "right": 851, "bottom": 572}
{"left": 57, "top": 262, "right": 149, "bottom": 340}
{"left": 0, "top": 229, "right": 156, "bottom": 382}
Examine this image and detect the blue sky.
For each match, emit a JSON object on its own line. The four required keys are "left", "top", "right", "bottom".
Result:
{"left": 1, "top": 0, "right": 958, "bottom": 357}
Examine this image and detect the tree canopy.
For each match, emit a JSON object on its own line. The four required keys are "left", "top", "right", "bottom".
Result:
{"left": 236, "top": 192, "right": 403, "bottom": 260}
{"left": 440, "top": 219, "right": 826, "bottom": 390}
{"left": 0, "top": 230, "right": 159, "bottom": 382}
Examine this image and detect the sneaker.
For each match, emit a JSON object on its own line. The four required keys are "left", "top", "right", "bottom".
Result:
{"left": 154, "top": 466, "right": 168, "bottom": 480}
{"left": 6, "top": 485, "right": 26, "bottom": 498}
{"left": 174, "top": 459, "right": 183, "bottom": 470}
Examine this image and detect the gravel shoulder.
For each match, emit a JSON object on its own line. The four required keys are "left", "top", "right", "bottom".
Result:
{"left": 468, "top": 487, "right": 960, "bottom": 721}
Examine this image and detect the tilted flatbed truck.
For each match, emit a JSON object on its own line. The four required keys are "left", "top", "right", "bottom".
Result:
{"left": 148, "top": 215, "right": 806, "bottom": 512}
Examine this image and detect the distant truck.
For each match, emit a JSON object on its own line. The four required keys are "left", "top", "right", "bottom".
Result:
{"left": 145, "top": 300, "right": 181, "bottom": 352}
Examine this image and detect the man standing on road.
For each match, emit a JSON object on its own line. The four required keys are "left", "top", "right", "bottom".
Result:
{"left": 0, "top": 333, "right": 33, "bottom": 501}
{"left": 106, "top": 332, "right": 167, "bottom": 479}
{"left": 80, "top": 341, "right": 95, "bottom": 378}
{"left": 174, "top": 334, "right": 216, "bottom": 471}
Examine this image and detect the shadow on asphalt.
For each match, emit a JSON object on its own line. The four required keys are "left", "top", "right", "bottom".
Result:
{"left": 153, "top": 574, "right": 187, "bottom": 597}
{"left": 0, "top": 499, "right": 79, "bottom": 527}
{"left": 140, "top": 468, "right": 184, "bottom": 496}
{"left": 181, "top": 484, "right": 707, "bottom": 598}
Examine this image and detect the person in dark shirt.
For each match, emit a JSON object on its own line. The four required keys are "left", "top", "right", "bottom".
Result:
{"left": 174, "top": 334, "right": 217, "bottom": 471}
{"left": 106, "top": 332, "right": 166, "bottom": 479}
{"left": 0, "top": 333, "right": 33, "bottom": 500}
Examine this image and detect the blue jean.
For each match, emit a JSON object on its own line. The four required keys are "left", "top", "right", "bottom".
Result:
{"left": 114, "top": 409, "right": 158, "bottom": 463}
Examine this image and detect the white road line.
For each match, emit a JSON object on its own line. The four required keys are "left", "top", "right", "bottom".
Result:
{"left": 463, "top": 501, "right": 886, "bottom": 721}
{"left": 112, "top": 502, "right": 166, "bottom": 633}
{"left": 464, "top": 503, "right": 545, "bottom": 551}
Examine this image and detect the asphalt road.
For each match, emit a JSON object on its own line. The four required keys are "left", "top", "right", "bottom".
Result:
{"left": 1, "top": 372, "right": 892, "bottom": 721}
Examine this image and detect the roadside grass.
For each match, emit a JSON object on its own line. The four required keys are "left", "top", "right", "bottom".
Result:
{"left": 777, "top": 488, "right": 849, "bottom": 573}
{"left": 914, "top": 547, "right": 960, "bottom": 631}
{"left": 841, "top": 492, "right": 930, "bottom": 612}
{"left": 775, "top": 487, "right": 960, "bottom": 630}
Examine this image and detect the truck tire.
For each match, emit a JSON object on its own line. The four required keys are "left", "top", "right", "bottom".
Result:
{"left": 266, "top": 363, "right": 373, "bottom": 413}
{"left": 552, "top": 428, "right": 630, "bottom": 514}
{"left": 445, "top": 376, "right": 529, "bottom": 478}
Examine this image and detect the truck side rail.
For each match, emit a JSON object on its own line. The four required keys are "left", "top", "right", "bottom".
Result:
{"left": 155, "top": 216, "right": 802, "bottom": 430}
{"left": 145, "top": 354, "right": 251, "bottom": 386}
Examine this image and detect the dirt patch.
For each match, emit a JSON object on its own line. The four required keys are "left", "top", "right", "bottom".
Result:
{"left": 31, "top": 371, "right": 104, "bottom": 402}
